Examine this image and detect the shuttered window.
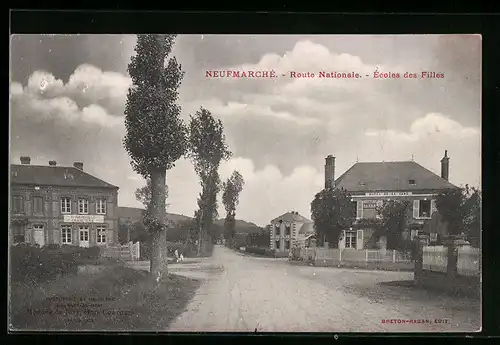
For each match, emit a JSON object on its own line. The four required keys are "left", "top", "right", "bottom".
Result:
{"left": 413, "top": 200, "right": 420, "bottom": 219}
{"left": 430, "top": 199, "right": 437, "bottom": 216}
{"left": 356, "top": 201, "right": 364, "bottom": 219}
{"left": 356, "top": 230, "right": 364, "bottom": 249}
{"left": 33, "top": 196, "right": 44, "bottom": 215}
{"left": 12, "top": 196, "right": 24, "bottom": 214}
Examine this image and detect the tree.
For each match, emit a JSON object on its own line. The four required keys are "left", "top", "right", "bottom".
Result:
{"left": 435, "top": 185, "right": 481, "bottom": 246}
{"left": 376, "top": 200, "right": 412, "bottom": 250}
{"left": 222, "top": 171, "right": 245, "bottom": 248}
{"left": 188, "top": 107, "right": 232, "bottom": 255}
{"left": 310, "top": 188, "right": 355, "bottom": 248}
{"left": 123, "top": 34, "right": 187, "bottom": 281}
{"left": 135, "top": 178, "right": 170, "bottom": 221}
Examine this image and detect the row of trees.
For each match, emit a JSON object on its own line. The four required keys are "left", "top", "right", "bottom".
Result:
{"left": 123, "top": 34, "right": 244, "bottom": 281}
{"left": 310, "top": 185, "right": 481, "bottom": 250}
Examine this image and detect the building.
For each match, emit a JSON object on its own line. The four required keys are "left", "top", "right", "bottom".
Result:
{"left": 324, "top": 151, "right": 457, "bottom": 249}
{"left": 10, "top": 156, "right": 119, "bottom": 247}
{"left": 268, "top": 211, "right": 315, "bottom": 252}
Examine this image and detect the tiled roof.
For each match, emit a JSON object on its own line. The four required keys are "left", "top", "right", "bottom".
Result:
{"left": 270, "top": 211, "right": 312, "bottom": 224}
{"left": 10, "top": 164, "right": 119, "bottom": 189}
{"left": 334, "top": 161, "right": 457, "bottom": 192}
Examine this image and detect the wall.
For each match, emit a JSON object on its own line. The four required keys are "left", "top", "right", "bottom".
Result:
{"left": 414, "top": 239, "right": 480, "bottom": 297}
{"left": 269, "top": 220, "right": 301, "bottom": 251}
{"left": 10, "top": 184, "right": 118, "bottom": 247}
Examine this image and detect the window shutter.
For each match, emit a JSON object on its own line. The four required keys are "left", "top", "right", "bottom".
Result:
{"left": 430, "top": 199, "right": 437, "bottom": 216}
{"left": 413, "top": 200, "right": 419, "bottom": 219}
{"left": 356, "top": 201, "right": 364, "bottom": 219}
{"left": 356, "top": 230, "right": 364, "bottom": 249}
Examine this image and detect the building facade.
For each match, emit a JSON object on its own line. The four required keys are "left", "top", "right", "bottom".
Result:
{"left": 10, "top": 157, "right": 119, "bottom": 247}
{"left": 268, "top": 211, "right": 315, "bottom": 252}
{"left": 324, "top": 151, "right": 457, "bottom": 250}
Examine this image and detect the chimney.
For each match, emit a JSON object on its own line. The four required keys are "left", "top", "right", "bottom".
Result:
{"left": 440, "top": 150, "right": 449, "bottom": 181}
{"left": 325, "top": 155, "right": 336, "bottom": 189}
{"left": 49, "top": 160, "right": 57, "bottom": 166}
{"left": 20, "top": 156, "right": 31, "bottom": 165}
{"left": 73, "top": 162, "right": 83, "bottom": 171}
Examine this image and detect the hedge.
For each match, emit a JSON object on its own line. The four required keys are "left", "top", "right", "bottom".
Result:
{"left": 10, "top": 244, "right": 102, "bottom": 284}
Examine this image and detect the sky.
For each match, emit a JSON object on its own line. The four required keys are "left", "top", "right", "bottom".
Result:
{"left": 9, "top": 34, "right": 481, "bottom": 227}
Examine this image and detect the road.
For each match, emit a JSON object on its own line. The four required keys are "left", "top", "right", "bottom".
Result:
{"left": 168, "top": 246, "right": 480, "bottom": 333}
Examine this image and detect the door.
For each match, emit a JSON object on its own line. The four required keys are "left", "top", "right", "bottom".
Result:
{"left": 32, "top": 224, "right": 45, "bottom": 247}
{"left": 79, "top": 225, "right": 90, "bottom": 247}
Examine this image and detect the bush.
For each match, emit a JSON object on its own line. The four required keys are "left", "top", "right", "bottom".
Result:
{"left": 10, "top": 244, "right": 103, "bottom": 284}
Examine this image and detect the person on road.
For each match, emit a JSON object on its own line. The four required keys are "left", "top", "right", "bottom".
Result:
{"left": 174, "top": 249, "right": 179, "bottom": 263}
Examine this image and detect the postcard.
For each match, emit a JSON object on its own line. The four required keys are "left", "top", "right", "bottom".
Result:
{"left": 9, "top": 33, "right": 481, "bottom": 333}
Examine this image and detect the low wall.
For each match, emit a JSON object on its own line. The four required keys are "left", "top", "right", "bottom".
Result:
{"left": 314, "top": 259, "right": 413, "bottom": 271}
{"left": 293, "top": 247, "right": 413, "bottom": 271}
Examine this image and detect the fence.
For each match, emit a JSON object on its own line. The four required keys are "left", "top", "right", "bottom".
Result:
{"left": 422, "top": 245, "right": 448, "bottom": 273}
{"left": 298, "top": 247, "right": 412, "bottom": 264}
{"left": 101, "top": 241, "right": 140, "bottom": 261}
{"left": 457, "top": 246, "right": 481, "bottom": 277}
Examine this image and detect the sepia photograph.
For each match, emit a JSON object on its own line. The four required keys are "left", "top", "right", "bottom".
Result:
{"left": 8, "top": 34, "right": 481, "bottom": 332}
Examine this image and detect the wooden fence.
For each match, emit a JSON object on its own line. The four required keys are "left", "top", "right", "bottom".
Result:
{"left": 422, "top": 245, "right": 448, "bottom": 273}
{"left": 101, "top": 241, "right": 140, "bottom": 261}
{"left": 298, "top": 247, "right": 411, "bottom": 264}
{"left": 457, "top": 246, "right": 481, "bottom": 277}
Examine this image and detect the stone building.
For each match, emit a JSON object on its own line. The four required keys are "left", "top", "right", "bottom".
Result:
{"left": 268, "top": 211, "right": 315, "bottom": 252}
{"left": 10, "top": 156, "right": 119, "bottom": 247}
{"left": 324, "top": 151, "right": 458, "bottom": 249}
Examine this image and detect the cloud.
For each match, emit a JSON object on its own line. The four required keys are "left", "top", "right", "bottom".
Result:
{"left": 219, "top": 157, "right": 324, "bottom": 225}
{"left": 21, "top": 64, "right": 131, "bottom": 116}
{"left": 364, "top": 113, "right": 479, "bottom": 142}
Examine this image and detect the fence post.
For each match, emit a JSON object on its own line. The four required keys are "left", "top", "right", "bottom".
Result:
{"left": 339, "top": 248, "right": 342, "bottom": 263}
{"left": 365, "top": 249, "right": 368, "bottom": 263}
{"left": 393, "top": 250, "right": 396, "bottom": 263}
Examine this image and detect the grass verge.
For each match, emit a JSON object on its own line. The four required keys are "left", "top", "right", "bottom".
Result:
{"left": 10, "top": 266, "right": 202, "bottom": 331}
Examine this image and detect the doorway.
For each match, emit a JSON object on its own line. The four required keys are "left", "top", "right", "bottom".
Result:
{"left": 79, "top": 225, "right": 90, "bottom": 247}
{"left": 32, "top": 224, "right": 45, "bottom": 247}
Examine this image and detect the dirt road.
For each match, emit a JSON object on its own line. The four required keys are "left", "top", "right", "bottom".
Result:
{"left": 168, "top": 246, "right": 480, "bottom": 332}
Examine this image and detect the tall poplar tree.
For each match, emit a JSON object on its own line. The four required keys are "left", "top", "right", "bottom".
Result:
{"left": 188, "top": 107, "right": 231, "bottom": 255}
{"left": 124, "top": 34, "right": 187, "bottom": 280}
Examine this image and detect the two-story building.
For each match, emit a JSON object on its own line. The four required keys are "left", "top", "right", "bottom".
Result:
{"left": 324, "top": 151, "right": 458, "bottom": 249}
{"left": 10, "top": 156, "right": 119, "bottom": 247}
{"left": 268, "top": 211, "right": 315, "bottom": 252}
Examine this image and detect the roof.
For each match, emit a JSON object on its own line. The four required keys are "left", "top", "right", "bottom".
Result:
{"left": 270, "top": 211, "right": 312, "bottom": 224}
{"left": 334, "top": 161, "right": 457, "bottom": 192}
{"left": 10, "top": 164, "right": 119, "bottom": 189}
{"left": 299, "top": 222, "right": 315, "bottom": 234}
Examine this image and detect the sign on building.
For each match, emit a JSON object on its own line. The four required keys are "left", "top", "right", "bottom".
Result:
{"left": 63, "top": 215, "right": 105, "bottom": 223}
{"left": 365, "top": 191, "right": 412, "bottom": 197}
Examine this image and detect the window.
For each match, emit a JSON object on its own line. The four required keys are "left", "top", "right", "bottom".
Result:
{"left": 285, "top": 240, "right": 290, "bottom": 250}
{"left": 409, "top": 179, "right": 416, "bottom": 185}
{"left": 61, "top": 197, "right": 71, "bottom": 214}
{"left": 33, "top": 196, "right": 44, "bottom": 215}
{"left": 12, "top": 195, "right": 24, "bottom": 214}
{"left": 12, "top": 223, "right": 24, "bottom": 243}
{"left": 345, "top": 231, "right": 357, "bottom": 249}
{"left": 61, "top": 225, "right": 72, "bottom": 244}
{"left": 78, "top": 198, "right": 89, "bottom": 214}
{"left": 96, "top": 225, "right": 106, "bottom": 244}
{"left": 285, "top": 223, "right": 291, "bottom": 236}
{"left": 275, "top": 224, "right": 281, "bottom": 237}
{"left": 413, "top": 199, "right": 435, "bottom": 219}
{"left": 275, "top": 240, "right": 280, "bottom": 250}
{"left": 96, "top": 199, "right": 106, "bottom": 215}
